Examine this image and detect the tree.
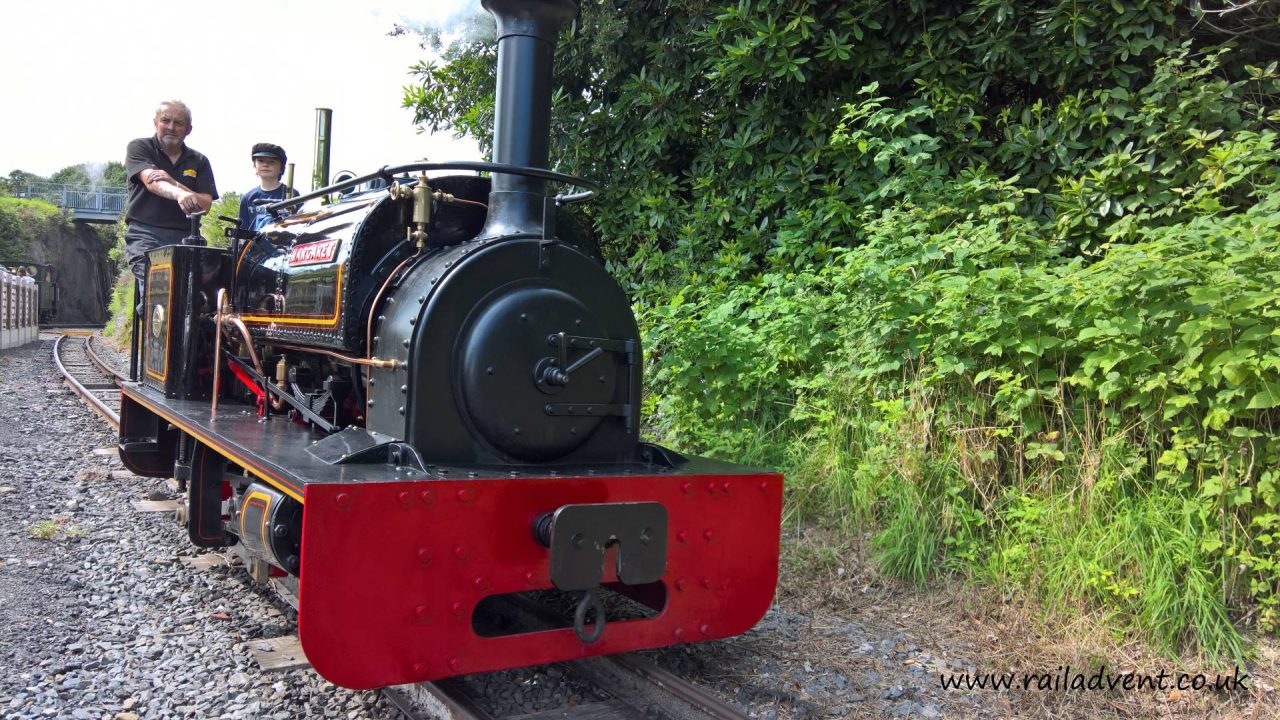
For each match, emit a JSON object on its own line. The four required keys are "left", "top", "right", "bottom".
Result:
{"left": 49, "top": 164, "right": 91, "bottom": 186}
{"left": 1, "top": 169, "right": 47, "bottom": 196}
{"left": 102, "top": 161, "right": 127, "bottom": 187}
{"left": 404, "top": 0, "right": 1278, "bottom": 277}
{"left": 49, "top": 161, "right": 128, "bottom": 188}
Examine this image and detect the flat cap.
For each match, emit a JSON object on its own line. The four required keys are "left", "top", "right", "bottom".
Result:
{"left": 251, "top": 142, "right": 286, "bottom": 162}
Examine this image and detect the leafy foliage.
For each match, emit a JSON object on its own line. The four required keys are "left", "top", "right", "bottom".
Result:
{"left": 0, "top": 197, "right": 70, "bottom": 259}
{"left": 407, "top": 0, "right": 1280, "bottom": 656}
{"left": 201, "top": 191, "right": 241, "bottom": 249}
{"left": 49, "top": 161, "right": 127, "bottom": 188}
{"left": 2, "top": 163, "right": 127, "bottom": 193}
{"left": 1, "top": 170, "right": 46, "bottom": 196}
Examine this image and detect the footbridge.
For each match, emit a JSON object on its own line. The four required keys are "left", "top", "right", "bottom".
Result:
{"left": 21, "top": 182, "right": 128, "bottom": 223}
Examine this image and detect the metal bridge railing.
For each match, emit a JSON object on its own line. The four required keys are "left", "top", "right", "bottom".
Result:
{"left": 23, "top": 182, "right": 129, "bottom": 214}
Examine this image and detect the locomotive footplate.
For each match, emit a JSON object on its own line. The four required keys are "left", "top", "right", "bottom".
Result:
{"left": 119, "top": 384, "right": 697, "bottom": 494}
{"left": 119, "top": 384, "right": 422, "bottom": 501}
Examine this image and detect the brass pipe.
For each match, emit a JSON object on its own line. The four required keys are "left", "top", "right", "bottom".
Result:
{"left": 270, "top": 356, "right": 288, "bottom": 411}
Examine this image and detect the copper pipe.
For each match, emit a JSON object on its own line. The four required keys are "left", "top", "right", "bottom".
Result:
{"left": 214, "top": 302, "right": 263, "bottom": 378}
{"left": 211, "top": 289, "right": 226, "bottom": 419}
{"left": 223, "top": 314, "right": 263, "bottom": 376}
{"left": 234, "top": 239, "right": 255, "bottom": 279}
{"left": 268, "top": 342, "right": 400, "bottom": 369}
{"left": 442, "top": 196, "right": 487, "bottom": 210}
{"left": 363, "top": 251, "right": 417, "bottom": 353}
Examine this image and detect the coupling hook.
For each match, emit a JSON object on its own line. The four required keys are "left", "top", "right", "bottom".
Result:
{"left": 573, "top": 589, "right": 605, "bottom": 643}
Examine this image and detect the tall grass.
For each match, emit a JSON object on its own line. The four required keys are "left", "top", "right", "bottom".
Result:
{"left": 785, "top": 381, "right": 1250, "bottom": 663}
{"left": 103, "top": 270, "right": 133, "bottom": 348}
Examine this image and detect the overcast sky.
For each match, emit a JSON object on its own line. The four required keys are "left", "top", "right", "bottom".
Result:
{"left": 0, "top": 0, "right": 483, "bottom": 192}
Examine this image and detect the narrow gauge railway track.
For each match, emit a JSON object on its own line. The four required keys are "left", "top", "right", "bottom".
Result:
{"left": 52, "top": 332, "right": 124, "bottom": 429}
{"left": 384, "top": 656, "right": 753, "bottom": 720}
{"left": 51, "top": 332, "right": 754, "bottom": 720}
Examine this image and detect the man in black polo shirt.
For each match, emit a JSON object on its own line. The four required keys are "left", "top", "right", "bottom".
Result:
{"left": 123, "top": 100, "right": 219, "bottom": 281}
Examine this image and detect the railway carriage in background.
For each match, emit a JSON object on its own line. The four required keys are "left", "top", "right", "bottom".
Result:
{"left": 116, "top": 0, "right": 783, "bottom": 689}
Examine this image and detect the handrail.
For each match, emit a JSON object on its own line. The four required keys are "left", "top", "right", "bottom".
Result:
{"left": 264, "top": 161, "right": 600, "bottom": 213}
{"left": 25, "top": 181, "right": 128, "bottom": 195}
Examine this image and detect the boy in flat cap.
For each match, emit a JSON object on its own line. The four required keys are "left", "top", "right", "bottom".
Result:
{"left": 237, "top": 142, "right": 294, "bottom": 232}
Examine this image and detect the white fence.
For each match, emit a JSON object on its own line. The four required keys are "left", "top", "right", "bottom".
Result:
{"left": 1, "top": 268, "right": 39, "bottom": 349}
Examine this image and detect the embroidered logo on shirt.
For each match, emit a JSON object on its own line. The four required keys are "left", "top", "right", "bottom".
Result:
{"left": 183, "top": 169, "right": 197, "bottom": 177}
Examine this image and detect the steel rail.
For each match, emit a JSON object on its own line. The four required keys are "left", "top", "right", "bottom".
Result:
{"left": 85, "top": 334, "right": 128, "bottom": 383}
{"left": 53, "top": 333, "right": 120, "bottom": 429}
{"left": 458, "top": 596, "right": 752, "bottom": 720}
{"left": 606, "top": 655, "right": 753, "bottom": 720}
{"left": 382, "top": 683, "right": 491, "bottom": 720}
{"left": 397, "top": 652, "right": 754, "bottom": 720}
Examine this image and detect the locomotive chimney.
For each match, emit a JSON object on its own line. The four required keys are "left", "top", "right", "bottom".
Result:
{"left": 480, "top": 0, "right": 578, "bottom": 239}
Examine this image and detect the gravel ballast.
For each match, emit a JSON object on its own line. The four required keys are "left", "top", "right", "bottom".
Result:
{"left": 0, "top": 338, "right": 395, "bottom": 719}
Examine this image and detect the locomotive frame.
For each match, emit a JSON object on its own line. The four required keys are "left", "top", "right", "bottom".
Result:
{"left": 116, "top": 0, "right": 783, "bottom": 690}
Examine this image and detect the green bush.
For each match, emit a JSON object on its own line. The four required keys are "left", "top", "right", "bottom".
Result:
{"left": 103, "top": 269, "right": 134, "bottom": 346}
{"left": 0, "top": 197, "right": 68, "bottom": 259}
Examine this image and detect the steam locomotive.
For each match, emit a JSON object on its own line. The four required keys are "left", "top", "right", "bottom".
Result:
{"left": 117, "top": 0, "right": 782, "bottom": 690}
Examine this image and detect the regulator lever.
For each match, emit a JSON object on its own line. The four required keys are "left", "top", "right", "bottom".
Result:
{"left": 182, "top": 209, "right": 207, "bottom": 246}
